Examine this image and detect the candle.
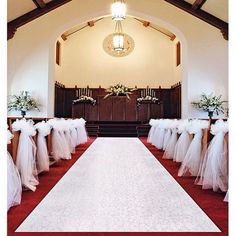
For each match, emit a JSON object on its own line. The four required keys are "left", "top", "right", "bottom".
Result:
{"left": 76, "top": 89, "right": 78, "bottom": 97}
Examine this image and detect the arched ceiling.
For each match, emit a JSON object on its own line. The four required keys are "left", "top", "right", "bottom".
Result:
{"left": 7, "top": 0, "right": 228, "bottom": 40}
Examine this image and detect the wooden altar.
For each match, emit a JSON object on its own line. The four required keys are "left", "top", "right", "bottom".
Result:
{"left": 55, "top": 83, "right": 181, "bottom": 121}
{"left": 72, "top": 95, "right": 163, "bottom": 122}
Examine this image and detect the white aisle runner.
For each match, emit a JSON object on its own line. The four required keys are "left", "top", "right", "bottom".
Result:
{"left": 17, "top": 138, "right": 220, "bottom": 232}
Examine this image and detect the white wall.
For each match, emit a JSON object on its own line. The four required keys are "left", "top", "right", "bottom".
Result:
{"left": 56, "top": 17, "right": 177, "bottom": 89}
{"left": 7, "top": 0, "right": 228, "bottom": 118}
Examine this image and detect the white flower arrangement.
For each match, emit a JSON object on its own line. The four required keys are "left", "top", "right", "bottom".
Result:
{"left": 73, "top": 95, "right": 96, "bottom": 105}
{"left": 8, "top": 91, "right": 40, "bottom": 116}
{"left": 137, "top": 95, "right": 159, "bottom": 103}
{"left": 191, "top": 93, "right": 227, "bottom": 116}
{"left": 104, "top": 83, "right": 136, "bottom": 99}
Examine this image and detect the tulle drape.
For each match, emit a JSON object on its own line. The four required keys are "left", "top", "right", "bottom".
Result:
{"left": 195, "top": 120, "right": 228, "bottom": 192}
{"left": 173, "top": 120, "right": 191, "bottom": 162}
{"left": 147, "top": 119, "right": 159, "bottom": 145}
{"left": 35, "top": 121, "right": 51, "bottom": 173}
{"left": 163, "top": 120, "right": 179, "bottom": 159}
{"left": 73, "top": 118, "right": 88, "bottom": 145}
{"left": 178, "top": 120, "right": 209, "bottom": 177}
{"left": 12, "top": 119, "right": 39, "bottom": 192}
{"left": 7, "top": 130, "right": 22, "bottom": 210}
{"left": 47, "top": 118, "right": 71, "bottom": 160}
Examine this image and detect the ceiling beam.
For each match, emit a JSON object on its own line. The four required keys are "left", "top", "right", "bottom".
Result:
{"left": 61, "top": 33, "right": 67, "bottom": 41}
{"left": 32, "top": 0, "right": 46, "bottom": 8}
{"left": 192, "top": 0, "right": 207, "bottom": 11}
{"left": 143, "top": 21, "right": 150, "bottom": 27}
{"left": 88, "top": 21, "right": 95, "bottom": 27}
{"left": 165, "top": 0, "right": 228, "bottom": 40}
{"left": 8, "top": 0, "right": 72, "bottom": 40}
{"left": 134, "top": 18, "right": 176, "bottom": 41}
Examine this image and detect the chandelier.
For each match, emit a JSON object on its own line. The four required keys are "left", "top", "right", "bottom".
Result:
{"left": 113, "top": 21, "right": 124, "bottom": 51}
{"left": 111, "top": 0, "right": 126, "bottom": 21}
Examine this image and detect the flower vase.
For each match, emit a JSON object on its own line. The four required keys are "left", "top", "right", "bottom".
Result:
{"left": 21, "top": 110, "right": 26, "bottom": 117}
{"left": 208, "top": 110, "right": 213, "bottom": 119}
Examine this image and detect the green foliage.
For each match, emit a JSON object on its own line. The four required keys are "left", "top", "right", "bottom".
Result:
{"left": 191, "top": 93, "right": 227, "bottom": 115}
{"left": 8, "top": 91, "right": 40, "bottom": 112}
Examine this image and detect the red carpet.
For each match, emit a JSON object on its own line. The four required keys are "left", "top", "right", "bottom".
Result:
{"left": 8, "top": 137, "right": 228, "bottom": 236}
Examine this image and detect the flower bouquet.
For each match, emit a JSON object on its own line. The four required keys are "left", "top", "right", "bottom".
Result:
{"left": 137, "top": 95, "right": 159, "bottom": 106}
{"left": 8, "top": 91, "right": 40, "bottom": 117}
{"left": 73, "top": 95, "right": 96, "bottom": 106}
{"left": 191, "top": 93, "right": 227, "bottom": 118}
{"left": 104, "top": 83, "right": 136, "bottom": 99}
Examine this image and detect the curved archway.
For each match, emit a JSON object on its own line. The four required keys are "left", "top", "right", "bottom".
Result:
{"left": 48, "top": 9, "right": 188, "bottom": 118}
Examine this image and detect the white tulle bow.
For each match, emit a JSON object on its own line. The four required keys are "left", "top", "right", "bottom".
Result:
{"left": 35, "top": 121, "right": 51, "bottom": 136}
{"left": 149, "top": 119, "right": 155, "bottom": 126}
{"left": 187, "top": 120, "right": 209, "bottom": 134}
{"left": 12, "top": 119, "right": 36, "bottom": 136}
{"left": 210, "top": 120, "right": 228, "bottom": 135}
{"left": 177, "top": 119, "right": 190, "bottom": 134}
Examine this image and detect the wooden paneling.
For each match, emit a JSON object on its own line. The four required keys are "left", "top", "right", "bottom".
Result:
{"left": 98, "top": 96, "right": 112, "bottom": 121}
{"left": 84, "top": 103, "right": 98, "bottom": 121}
{"left": 150, "top": 103, "right": 164, "bottom": 118}
{"left": 112, "top": 97, "right": 126, "bottom": 121}
{"left": 54, "top": 83, "right": 65, "bottom": 117}
{"left": 72, "top": 103, "right": 84, "bottom": 119}
{"left": 125, "top": 95, "right": 138, "bottom": 121}
{"left": 56, "top": 83, "right": 182, "bottom": 120}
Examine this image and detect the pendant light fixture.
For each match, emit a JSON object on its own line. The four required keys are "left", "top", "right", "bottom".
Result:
{"left": 113, "top": 21, "right": 124, "bottom": 51}
{"left": 111, "top": 0, "right": 126, "bottom": 21}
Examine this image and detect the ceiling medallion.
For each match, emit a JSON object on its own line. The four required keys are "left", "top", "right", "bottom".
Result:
{"left": 103, "top": 33, "right": 135, "bottom": 57}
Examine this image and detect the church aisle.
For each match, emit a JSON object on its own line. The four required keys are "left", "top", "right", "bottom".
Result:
{"left": 16, "top": 138, "right": 219, "bottom": 232}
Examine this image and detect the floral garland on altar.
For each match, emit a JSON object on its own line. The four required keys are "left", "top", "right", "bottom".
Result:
{"left": 137, "top": 95, "right": 159, "bottom": 106}
{"left": 73, "top": 95, "right": 96, "bottom": 106}
{"left": 104, "top": 83, "right": 136, "bottom": 99}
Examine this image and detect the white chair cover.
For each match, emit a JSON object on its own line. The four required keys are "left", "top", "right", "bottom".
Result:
{"left": 163, "top": 119, "right": 172, "bottom": 151}
{"left": 35, "top": 121, "right": 51, "bottom": 173}
{"left": 196, "top": 120, "right": 228, "bottom": 192}
{"left": 68, "top": 119, "right": 77, "bottom": 153}
{"left": 147, "top": 119, "right": 159, "bottom": 145}
{"left": 47, "top": 119, "right": 71, "bottom": 160}
{"left": 173, "top": 120, "right": 191, "bottom": 162}
{"left": 163, "top": 119, "right": 179, "bottom": 159}
{"left": 74, "top": 118, "right": 88, "bottom": 145}
{"left": 7, "top": 130, "right": 22, "bottom": 210}
{"left": 178, "top": 120, "right": 209, "bottom": 177}
{"left": 12, "top": 119, "right": 39, "bottom": 192}
{"left": 153, "top": 119, "right": 165, "bottom": 150}
{"left": 147, "top": 119, "right": 156, "bottom": 144}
